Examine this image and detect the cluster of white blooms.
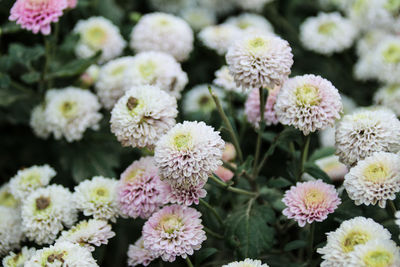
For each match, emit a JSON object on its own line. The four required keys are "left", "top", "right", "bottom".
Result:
{"left": 130, "top": 12, "right": 194, "bottom": 61}
{"left": 111, "top": 85, "right": 178, "bottom": 148}
{"left": 30, "top": 87, "right": 102, "bottom": 142}
{"left": 2, "top": 246, "right": 36, "bottom": 267}
{"left": 300, "top": 12, "right": 358, "bottom": 55}
{"left": 73, "top": 17, "right": 126, "bottom": 63}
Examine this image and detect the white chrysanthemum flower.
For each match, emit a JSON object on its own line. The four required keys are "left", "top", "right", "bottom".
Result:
{"left": 149, "top": 0, "right": 196, "bottom": 14}
{"left": 226, "top": 34, "right": 293, "bottom": 90}
{"left": 0, "top": 183, "right": 19, "bottom": 208}
{"left": 374, "top": 84, "right": 400, "bottom": 116}
{"left": 344, "top": 152, "right": 400, "bottom": 208}
{"left": 356, "top": 29, "right": 392, "bottom": 57}
{"left": 275, "top": 74, "right": 342, "bottom": 135}
{"left": 183, "top": 84, "right": 225, "bottom": 115}
{"left": 9, "top": 164, "right": 56, "bottom": 201}
{"left": 30, "top": 104, "right": 51, "bottom": 139}
{"left": 317, "top": 216, "right": 392, "bottom": 267}
{"left": 81, "top": 65, "right": 100, "bottom": 87}
{"left": 213, "top": 66, "right": 242, "bottom": 93}
{"left": 2, "top": 246, "right": 36, "bottom": 267}
{"left": 370, "top": 36, "right": 400, "bottom": 84}
{"left": 122, "top": 51, "right": 188, "bottom": 99}
{"left": 222, "top": 258, "right": 269, "bottom": 267}
{"left": 235, "top": 0, "right": 274, "bottom": 12}
{"left": 95, "top": 57, "right": 135, "bottom": 109}
{"left": 110, "top": 85, "right": 178, "bottom": 148}
{"left": 313, "top": 155, "right": 348, "bottom": 182}
{"left": 180, "top": 7, "right": 216, "bottom": 31}
{"left": 154, "top": 121, "right": 225, "bottom": 188}
{"left": 43, "top": 87, "right": 103, "bottom": 142}
{"left": 348, "top": 239, "right": 400, "bottom": 267}
{"left": 21, "top": 185, "right": 77, "bottom": 245}
{"left": 57, "top": 219, "right": 115, "bottom": 251}
{"left": 300, "top": 12, "right": 358, "bottom": 55}
{"left": 73, "top": 16, "right": 126, "bottom": 63}
{"left": 0, "top": 207, "right": 22, "bottom": 256}
{"left": 198, "top": 24, "right": 242, "bottom": 55}
{"left": 73, "top": 176, "right": 120, "bottom": 222}
{"left": 354, "top": 54, "right": 377, "bottom": 81}
{"left": 346, "top": 0, "right": 398, "bottom": 32}
{"left": 335, "top": 108, "right": 400, "bottom": 166}
{"left": 130, "top": 12, "right": 194, "bottom": 62}
{"left": 225, "top": 13, "right": 274, "bottom": 35}
{"left": 26, "top": 241, "right": 98, "bottom": 267}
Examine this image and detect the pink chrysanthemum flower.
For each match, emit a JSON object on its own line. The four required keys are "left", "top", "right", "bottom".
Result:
{"left": 127, "top": 237, "right": 157, "bottom": 267}
{"left": 9, "top": 0, "right": 68, "bottom": 35}
{"left": 118, "top": 157, "right": 168, "bottom": 219}
{"left": 282, "top": 180, "right": 341, "bottom": 227}
{"left": 142, "top": 204, "right": 206, "bottom": 262}
{"left": 245, "top": 86, "right": 281, "bottom": 128}
{"left": 165, "top": 181, "right": 207, "bottom": 206}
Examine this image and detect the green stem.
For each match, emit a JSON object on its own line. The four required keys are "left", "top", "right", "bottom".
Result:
{"left": 389, "top": 200, "right": 397, "bottom": 217}
{"left": 10, "top": 81, "right": 32, "bottom": 94}
{"left": 204, "top": 226, "right": 224, "bottom": 239}
{"left": 209, "top": 175, "right": 257, "bottom": 197}
{"left": 209, "top": 86, "right": 243, "bottom": 163}
{"left": 308, "top": 223, "right": 315, "bottom": 263}
{"left": 186, "top": 257, "right": 194, "bottom": 267}
{"left": 40, "top": 37, "right": 51, "bottom": 93}
{"left": 199, "top": 199, "right": 224, "bottom": 225}
{"left": 299, "top": 135, "right": 311, "bottom": 181}
{"left": 253, "top": 87, "right": 267, "bottom": 178}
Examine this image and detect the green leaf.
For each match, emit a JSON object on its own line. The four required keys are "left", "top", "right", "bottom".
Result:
{"left": 267, "top": 177, "right": 293, "bottom": 188}
{"left": 21, "top": 72, "right": 41, "bottom": 84}
{"left": 309, "top": 147, "right": 336, "bottom": 162}
{"left": 262, "top": 127, "right": 302, "bottom": 157}
{"left": 225, "top": 203, "right": 275, "bottom": 258}
{"left": 284, "top": 240, "right": 307, "bottom": 251}
{"left": 47, "top": 53, "right": 100, "bottom": 78}
{"left": 0, "top": 74, "right": 32, "bottom": 107}
{"left": 9, "top": 43, "right": 44, "bottom": 66}
{"left": 97, "top": 0, "right": 124, "bottom": 25}
{"left": 303, "top": 162, "right": 331, "bottom": 183}
{"left": 194, "top": 248, "right": 218, "bottom": 267}
{"left": 236, "top": 155, "right": 254, "bottom": 175}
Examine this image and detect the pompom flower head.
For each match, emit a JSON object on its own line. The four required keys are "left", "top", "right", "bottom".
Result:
{"left": 9, "top": 164, "right": 56, "bottom": 200}
{"left": 317, "top": 216, "right": 392, "bottom": 267}
{"left": 154, "top": 121, "right": 225, "bottom": 188}
{"left": 118, "top": 157, "right": 167, "bottom": 219}
{"left": 344, "top": 152, "right": 400, "bottom": 208}
{"left": 371, "top": 36, "right": 400, "bottom": 84}
{"left": 110, "top": 85, "right": 178, "bottom": 148}
{"left": 225, "top": 13, "right": 274, "bottom": 35}
{"left": 222, "top": 258, "right": 270, "bottom": 267}
{"left": 130, "top": 12, "right": 194, "bottom": 61}
{"left": 0, "top": 184, "right": 19, "bottom": 208}
{"left": 74, "top": 16, "right": 126, "bottom": 63}
{"left": 0, "top": 206, "right": 22, "bottom": 256}
{"left": 226, "top": 34, "right": 293, "bottom": 90}
{"left": 2, "top": 246, "right": 36, "bottom": 267}
{"left": 282, "top": 180, "right": 341, "bottom": 227}
{"left": 335, "top": 108, "right": 400, "bottom": 166}
{"left": 198, "top": 24, "right": 242, "bottom": 55}
{"left": 9, "top": 0, "right": 68, "bottom": 35}
{"left": 275, "top": 74, "right": 343, "bottom": 135}
{"left": 374, "top": 84, "right": 400, "bottom": 117}
{"left": 21, "top": 185, "right": 77, "bottom": 245}
{"left": 127, "top": 237, "right": 157, "bottom": 267}
{"left": 213, "top": 65, "right": 242, "bottom": 93}
{"left": 142, "top": 204, "right": 206, "bottom": 262}
{"left": 348, "top": 239, "right": 400, "bottom": 267}
{"left": 73, "top": 176, "right": 120, "bottom": 222}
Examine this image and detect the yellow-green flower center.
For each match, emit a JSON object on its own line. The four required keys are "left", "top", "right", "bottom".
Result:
{"left": 85, "top": 26, "right": 107, "bottom": 47}
{"left": 139, "top": 60, "right": 157, "bottom": 79}
{"left": 125, "top": 168, "right": 145, "bottom": 183}
{"left": 341, "top": 230, "right": 370, "bottom": 253}
{"left": 382, "top": 43, "right": 400, "bottom": 63}
{"left": 0, "top": 190, "right": 18, "bottom": 208}
{"left": 60, "top": 101, "right": 78, "bottom": 119}
{"left": 304, "top": 189, "right": 324, "bottom": 208}
{"left": 173, "top": 133, "right": 192, "bottom": 150}
{"left": 126, "top": 97, "right": 145, "bottom": 117}
{"left": 352, "top": 0, "right": 368, "bottom": 14}
{"left": 247, "top": 37, "right": 269, "bottom": 52}
{"left": 385, "top": 84, "right": 400, "bottom": 94}
{"left": 41, "top": 250, "right": 65, "bottom": 265}
{"left": 363, "top": 250, "right": 393, "bottom": 267}
{"left": 364, "top": 162, "right": 389, "bottom": 183}
{"left": 159, "top": 215, "right": 182, "bottom": 234}
{"left": 295, "top": 85, "right": 321, "bottom": 106}
{"left": 237, "top": 21, "right": 252, "bottom": 30}
{"left": 5, "top": 251, "right": 23, "bottom": 267}
{"left": 318, "top": 21, "right": 337, "bottom": 35}
{"left": 385, "top": 0, "right": 400, "bottom": 13}
{"left": 111, "top": 65, "right": 127, "bottom": 76}
{"left": 156, "top": 17, "right": 170, "bottom": 27}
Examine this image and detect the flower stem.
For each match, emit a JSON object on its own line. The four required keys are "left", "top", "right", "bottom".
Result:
{"left": 209, "top": 174, "right": 257, "bottom": 197}
{"left": 299, "top": 135, "right": 311, "bottom": 181}
{"left": 308, "top": 223, "right": 315, "bottom": 263}
{"left": 252, "top": 87, "right": 267, "bottom": 179}
{"left": 389, "top": 200, "right": 397, "bottom": 217}
{"left": 199, "top": 198, "right": 224, "bottom": 225}
{"left": 186, "top": 257, "right": 194, "bottom": 267}
{"left": 209, "top": 86, "right": 243, "bottom": 163}
{"left": 204, "top": 226, "right": 224, "bottom": 239}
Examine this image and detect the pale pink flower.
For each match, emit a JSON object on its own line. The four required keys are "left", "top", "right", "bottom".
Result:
{"left": 245, "top": 86, "right": 281, "bottom": 128}
{"left": 165, "top": 182, "right": 207, "bottom": 206}
{"left": 142, "top": 204, "right": 206, "bottom": 262}
{"left": 67, "top": 0, "right": 77, "bottom": 8}
{"left": 215, "top": 166, "right": 234, "bottom": 182}
{"left": 127, "top": 237, "right": 157, "bottom": 267}
{"left": 282, "top": 180, "right": 341, "bottom": 227}
{"left": 118, "top": 157, "right": 168, "bottom": 219}
{"left": 9, "top": 0, "right": 68, "bottom": 35}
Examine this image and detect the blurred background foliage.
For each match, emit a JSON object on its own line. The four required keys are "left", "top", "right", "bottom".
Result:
{"left": 0, "top": 0, "right": 388, "bottom": 266}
